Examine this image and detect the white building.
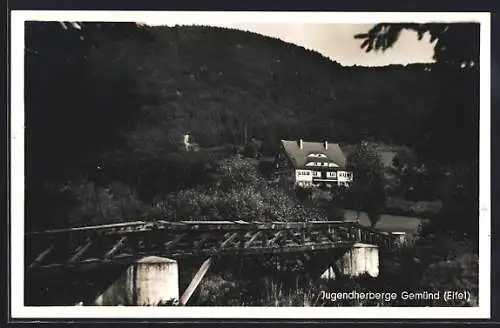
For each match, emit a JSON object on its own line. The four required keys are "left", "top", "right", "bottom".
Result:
{"left": 274, "top": 139, "right": 353, "bottom": 189}
{"left": 182, "top": 132, "right": 200, "bottom": 152}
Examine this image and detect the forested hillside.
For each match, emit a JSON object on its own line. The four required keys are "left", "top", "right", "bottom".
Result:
{"left": 23, "top": 22, "right": 480, "bottom": 307}
{"left": 25, "top": 23, "right": 478, "bottom": 230}
{"left": 86, "top": 25, "right": 464, "bottom": 150}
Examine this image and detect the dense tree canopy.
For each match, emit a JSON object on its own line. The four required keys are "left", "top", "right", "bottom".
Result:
{"left": 156, "top": 157, "right": 327, "bottom": 222}
{"left": 24, "top": 21, "right": 480, "bottom": 306}
{"left": 346, "top": 143, "right": 386, "bottom": 227}
{"left": 25, "top": 22, "right": 478, "bottom": 231}
{"left": 355, "top": 22, "right": 479, "bottom": 237}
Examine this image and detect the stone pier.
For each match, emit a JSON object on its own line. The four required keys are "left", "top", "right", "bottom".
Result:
{"left": 321, "top": 243, "right": 379, "bottom": 279}
{"left": 391, "top": 232, "right": 409, "bottom": 247}
{"left": 93, "top": 256, "right": 179, "bottom": 306}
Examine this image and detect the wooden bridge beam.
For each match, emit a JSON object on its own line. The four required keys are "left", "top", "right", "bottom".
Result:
{"left": 164, "top": 233, "right": 187, "bottom": 250}
{"left": 68, "top": 240, "right": 93, "bottom": 264}
{"left": 244, "top": 231, "right": 262, "bottom": 248}
{"left": 220, "top": 232, "right": 239, "bottom": 249}
{"left": 29, "top": 244, "right": 55, "bottom": 268}
{"left": 179, "top": 257, "right": 212, "bottom": 306}
{"left": 104, "top": 236, "right": 127, "bottom": 260}
{"left": 267, "top": 231, "right": 284, "bottom": 247}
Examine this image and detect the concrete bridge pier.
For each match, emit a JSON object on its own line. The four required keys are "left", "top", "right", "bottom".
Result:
{"left": 319, "top": 243, "right": 380, "bottom": 280}
{"left": 93, "top": 256, "right": 179, "bottom": 306}
{"left": 391, "top": 232, "right": 409, "bottom": 247}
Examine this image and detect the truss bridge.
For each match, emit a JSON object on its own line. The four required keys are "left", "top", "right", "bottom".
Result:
{"left": 27, "top": 220, "right": 396, "bottom": 274}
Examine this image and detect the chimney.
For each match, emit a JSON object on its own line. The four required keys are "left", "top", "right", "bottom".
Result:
{"left": 324, "top": 141, "right": 328, "bottom": 150}
{"left": 299, "top": 139, "right": 303, "bottom": 149}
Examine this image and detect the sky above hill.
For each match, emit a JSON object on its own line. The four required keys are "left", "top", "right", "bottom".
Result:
{"left": 148, "top": 22, "right": 437, "bottom": 67}
{"left": 217, "top": 23, "right": 436, "bottom": 67}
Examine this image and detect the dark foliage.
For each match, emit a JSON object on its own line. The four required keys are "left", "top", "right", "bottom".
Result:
{"left": 355, "top": 22, "right": 479, "bottom": 239}
{"left": 355, "top": 23, "right": 479, "bottom": 67}
{"left": 347, "top": 143, "right": 386, "bottom": 227}
{"left": 23, "top": 22, "right": 480, "bottom": 307}
{"left": 25, "top": 22, "right": 478, "bottom": 231}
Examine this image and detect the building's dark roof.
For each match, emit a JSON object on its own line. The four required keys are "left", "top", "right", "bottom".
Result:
{"left": 280, "top": 139, "right": 347, "bottom": 169}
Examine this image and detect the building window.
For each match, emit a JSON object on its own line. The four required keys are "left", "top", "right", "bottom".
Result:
{"left": 326, "top": 171, "right": 337, "bottom": 178}
{"left": 307, "top": 153, "right": 327, "bottom": 158}
{"left": 298, "top": 170, "right": 311, "bottom": 176}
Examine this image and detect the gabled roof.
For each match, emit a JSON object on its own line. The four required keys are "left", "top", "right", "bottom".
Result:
{"left": 280, "top": 140, "right": 347, "bottom": 169}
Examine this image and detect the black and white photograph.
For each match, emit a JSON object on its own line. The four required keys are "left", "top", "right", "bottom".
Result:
{"left": 10, "top": 11, "right": 490, "bottom": 319}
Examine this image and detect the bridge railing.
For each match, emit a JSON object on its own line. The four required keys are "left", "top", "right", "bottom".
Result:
{"left": 26, "top": 219, "right": 391, "bottom": 232}
{"left": 26, "top": 220, "right": 396, "bottom": 256}
{"left": 25, "top": 220, "right": 398, "bottom": 273}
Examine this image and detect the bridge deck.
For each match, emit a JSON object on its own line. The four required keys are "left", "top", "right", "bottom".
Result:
{"left": 26, "top": 220, "right": 395, "bottom": 274}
